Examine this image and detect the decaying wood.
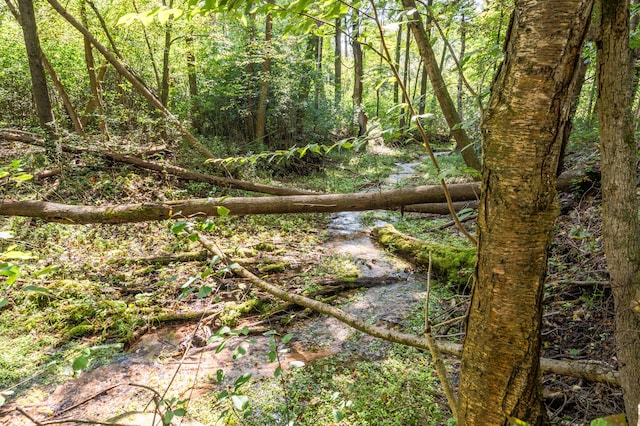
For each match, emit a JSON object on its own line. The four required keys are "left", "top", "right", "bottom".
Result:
{"left": 0, "top": 129, "right": 316, "bottom": 196}
{"left": 0, "top": 183, "right": 481, "bottom": 224}
{"left": 195, "top": 233, "right": 620, "bottom": 386}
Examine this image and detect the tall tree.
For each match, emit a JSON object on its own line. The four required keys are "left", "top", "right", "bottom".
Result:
{"left": 334, "top": 17, "right": 342, "bottom": 109}
{"left": 352, "top": 10, "right": 367, "bottom": 136}
{"left": 401, "top": 0, "right": 481, "bottom": 171}
{"left": 596, "top": 1, "right": 640, "bottom": 424}
{"left": 458, "top": 1, "right": 594, "bottom": 424}
{"left": 255, "top": 0, "right": 273, "bottom": 145}
{"left": 17, "top": 0, "right": 57, "bottom": 146}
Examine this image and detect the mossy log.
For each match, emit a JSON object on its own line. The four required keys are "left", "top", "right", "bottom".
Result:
{"left": 371, "top": 224, "right": 476, "bottom": 287}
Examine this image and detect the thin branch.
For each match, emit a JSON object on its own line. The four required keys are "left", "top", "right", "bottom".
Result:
{"left": 196, "top": 232, "right": 621, "bottom": 386}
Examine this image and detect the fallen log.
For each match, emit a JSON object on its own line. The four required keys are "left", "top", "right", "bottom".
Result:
{"left": 0, "top": 183, "right": 481, "bottom": 224}
{"left": 0, "top": 128, "right": 316, "bottom": 196}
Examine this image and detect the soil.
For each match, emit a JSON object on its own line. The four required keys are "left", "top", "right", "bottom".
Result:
{"left": 0, "top": 160, "right": 625, "bottom": 426}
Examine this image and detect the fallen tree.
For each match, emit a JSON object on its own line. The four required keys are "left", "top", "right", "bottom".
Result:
{"left": 0, "top": 183, "right": 482, "bottom": 224}
{"left": 0, "top": 129, "right": 316, "bottom": 196}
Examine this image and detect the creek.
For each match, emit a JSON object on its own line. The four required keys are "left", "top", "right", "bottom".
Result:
{"left": 4, "top": 160, "right": 430, "bottom": 425}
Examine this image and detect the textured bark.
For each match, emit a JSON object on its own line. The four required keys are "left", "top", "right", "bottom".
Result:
{"left": 596, "top": 1, "right": 640, "bottom": 424}
{"left": 352, "top": 11, "right": 367, "bottom": 136}
{"left": 334, "top": 18, "right": 342, "bottom": 108}
{"left": 0, "top": 183, "right": 481, "bottom": 224}
{"left": 400, "top": 0, "right": 481, "bottom": 171}
{"left": 79, "top": 0, "right": 108, "bottom": 137}
{"left": 17, "top": 0, "right": 56, "bottom": 141}
{"left": 458, "top": 1, "right": 594, "bottom": 425}
{"left": 255, "top": 0, "right": 273, "bottom": 145}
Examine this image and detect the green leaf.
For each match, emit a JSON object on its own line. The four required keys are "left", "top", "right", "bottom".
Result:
{"left": 216, "top": 369, "right": 225, "bottom": 383}
{"left": 197, "top": 286, "right": 212, "bottom": 298}
{"left": 274, "top": 365, "right": 282, "bottom": 378}
{"left": 234, "top": 372, "right": 252, "bottom": 389}
{"left": 13, "top": 173, "right": 33, "bottom": 182}
{"left": 34, "top": 265, "right": 59, "bottom": 277}
{"left": 72, "top": 351, "right": 91, "bottom": 372}
{"left": 332, "top": 409, "right": 344, "bottom": 421}
{"left": 214, "top": 340, "right": 227, "bottom": 353}
{"left": 1, "top": 250, "right": 33, "bottom": 260}
{"left": 23, "top": 285, "right": 51, "bottom": 295}
{"left": 163, "top": 410, "right": 174, "bottom": 425}
{"left": 281, "top": 333, "right": 293, "bottom": 344}
{"left": 231, "top": 394, "right": 249, "bottom": 411}
{"left": 0, "top": 298, "right": 8, "bottom": 309}
{"left": 171, "top": 221, "right": 189, "bottom": 234}
{"left": 217, "top": 206, "right": 230, "bottom": 217}
{"left": 172, "top": 408, "right": 186, "bottom": 416}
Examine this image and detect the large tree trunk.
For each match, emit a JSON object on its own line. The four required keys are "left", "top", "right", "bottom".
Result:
{"left": 0, "top": 183, "right": 482, "bottom": 224}
{"left": 401, "top": 0, "right": 481, "bottom": 171}
{"left": 596, "top": 1, "right": 640, "bottom": 424}
{"left": 458, "top": 1, "right": 594, "bottom": 425}
{"left": 17, "top": 0, "right": 57, "bottom": 146}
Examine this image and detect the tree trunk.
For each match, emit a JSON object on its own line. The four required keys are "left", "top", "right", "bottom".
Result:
{"left": 17, "top": 0, "right": 57, "bottom": 146}
{"left": 457, "top": 14, "right": 466, "bottom": 120}
{"left": 159, "top": 0, "right": 174, "bottom": 107}
{"left": 0, "top": 183, "right": 482, "bottom": 224}
{"left": 80, "top": 0, "right": 108, "bottom": 138}
{"left": 186, "top": 33, "right": 200, "bottom": 133}
{"left": 400, "top": 23, "right": 411, "bottom": 130}
{"left": 352, "top": 11, "right": 367, "bottom": 136}
{"left": 334, "top": 18, "right": 342, "bottom": 109}
{"left": 393, "top": 24, "right": 402, "bottom": 105}
{"left": 596, "top": 1, "right": 640, "bottom": 424}
{"left": 458, "top": 1, "right": 594, "bottom": 425}
{"left": 401, "top": 0, "right": 481, "bottom": 171}
{"left": 255, "top": 0, "right": 273, "bottom": 146}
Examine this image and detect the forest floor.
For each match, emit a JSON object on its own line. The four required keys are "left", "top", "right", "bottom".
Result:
{"left": 0, "top": 134, "right": 626, "bottom": 425}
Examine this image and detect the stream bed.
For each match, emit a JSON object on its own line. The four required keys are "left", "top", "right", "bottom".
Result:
{"left": 3, "top": 161, "right": 430, "bottom": 425}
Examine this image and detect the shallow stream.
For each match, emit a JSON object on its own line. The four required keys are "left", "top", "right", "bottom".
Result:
{"left": 4, "top": 160, "right": 429, "bottom": 425}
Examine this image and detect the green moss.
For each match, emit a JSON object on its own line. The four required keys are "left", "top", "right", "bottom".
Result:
{"left": 220, "top": 299, "right": 262, "bottom": 326}
{"left": 259, "top": 262, "right": 289, "bottom": 273}
{"left": 372, "top": 224, "right": 476, "bottom": 288}
{"left": 63, "top": 323, "right": 95, "bottom": 339}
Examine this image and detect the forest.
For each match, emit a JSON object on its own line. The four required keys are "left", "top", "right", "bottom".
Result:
{"left": 0, "top": 0, "right": 639, "bottom": 425}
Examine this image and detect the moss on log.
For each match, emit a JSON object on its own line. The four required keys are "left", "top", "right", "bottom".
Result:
{"left": 371, "top": 224, "right": 476, "bottom": 288}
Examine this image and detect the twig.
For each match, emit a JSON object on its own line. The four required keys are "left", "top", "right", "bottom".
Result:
{"left": 15, "top": 406, "right": 44, "bottom": 425}
{"left": 50, "top": 384, "right": 119, "bottom": 418}
{"left": 423, "top": 252, "right": 459, "bottom": 421}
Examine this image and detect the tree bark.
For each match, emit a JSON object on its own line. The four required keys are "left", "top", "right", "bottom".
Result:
{"left": 45, "top": 0, "right": 216, "bottom": 160}
{"left": 334, "top": 18, "right": 342, "bottom": 109}
{"left": 17, "top": 0, "right": 56, "bottom": 144}
{"left": 255, "top": 0, "right": 273, "bottom": 146}
{"left": 596, "top": 1, "right": 640, "bottom": 424}
{"left": 0, "top": 183, "right": 481, "bottom": 224}
{"left": 352, "top": 11, "right": 367, "bottom": 136}
{"left": 458, "top": 1, "right": 594, "bottom": 425}
{"left": 186, "top": 33, "right": 200, "bottom": 133}
{"left": 400, "top": 0, "right": 481, "bottom": 171}
{"left": 80, "top": 0, "right": 108, "bottom": 138}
